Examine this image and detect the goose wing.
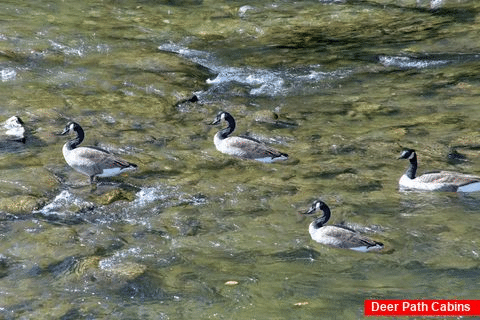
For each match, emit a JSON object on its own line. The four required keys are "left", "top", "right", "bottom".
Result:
{"left": 324, "top": 226, "right": 382, "bottom": 249}
{"left": 238, "top": 134, "right": 263, "bottom": 144}
{"left": 227, "top": 136, "right": 287, "bottom": 159}
{"left": 76, "top": 147, "right": 136, "bottom": 171}
{"left": 418, "top": 171, "right": 480, "bottom": 186}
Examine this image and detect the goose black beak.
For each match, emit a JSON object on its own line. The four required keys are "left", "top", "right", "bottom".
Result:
{"left": 304, "top": 207, "right": 316, "bottom": 215}
{"left": 55, "top": 127, "right": 69, "bottom": 136}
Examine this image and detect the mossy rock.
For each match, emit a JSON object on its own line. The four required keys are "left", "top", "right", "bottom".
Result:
{"left": 91, "top": 188, "right": 136, "bottom": 206}
{"left": 348, "top": 102, "right": 397, "bottom": 119}
{"left": 0, "top": 195, "right": 46, "bottom": 214}
{"left": 99, "top": 260, "right": 147, "bottom": 280}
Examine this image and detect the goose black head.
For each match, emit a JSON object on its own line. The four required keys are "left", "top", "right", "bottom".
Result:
{"left": 304, "top": 200, "right": 328, "bottom": 215}
{"left": 398, "top": 148, "right": 416, "bottom": 160}
{"left": 302, "top": 200, "right": 331, "bottom": 228}
{"left": 60, "top": 121, "right": 82, "bottom": 136}
{"left": 211, "top": 111, "right": 234, "bottom": 126}
{"left": 304, "top": 200, "right": 329, "bottom": 216}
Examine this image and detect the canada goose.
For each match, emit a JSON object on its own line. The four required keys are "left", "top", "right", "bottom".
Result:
{"left": 211, "top": 111, "right": 288, "bottom": 162}
{"left": 60, "top": 121, "right": 137, "bottom": 184}
{"left": 398, "top": 148, "right": 480, "bottom": 192}
{"left": 302, "top": 200, "right": 384, "bottom": 252}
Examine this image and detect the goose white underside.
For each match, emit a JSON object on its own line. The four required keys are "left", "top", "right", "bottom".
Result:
{"left": 251, "top": 155, "right": 288, "bottom": 163}
{"left": 457, "top": 182, "right": 480, "bottom": 193}
{"left": 96, "top": 167, "right": 135, "bottom": 177}
{"left": 348, "top": 244, "right": 383, "bottom": 252}
{"left": 68, "top": 161, "right": 136, "bottom": 179}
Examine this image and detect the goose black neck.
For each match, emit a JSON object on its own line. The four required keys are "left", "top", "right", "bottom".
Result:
{"left": 314, "top": 203, "right": 331, "bottom": 228}
{"left": 219, "top": 113, "right": 235, "bottom": 139}
{"left": 67, "top": 126, "right": 84, "bottom": 150}
{"left": 405, "top": 153, "right": 417, "bottom": 179}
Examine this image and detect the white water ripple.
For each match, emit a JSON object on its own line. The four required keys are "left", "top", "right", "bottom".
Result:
{"left": 159, "top": 43, "right": 351, "bottom": 98}
{"left": 1, "top": 68, "right": 16, "bottom": 82}
{"left": 34, "top": 190, "right": 94, "bottom": 216}
{"left": 379, "top": 55, "right": 449, "bottom": 69}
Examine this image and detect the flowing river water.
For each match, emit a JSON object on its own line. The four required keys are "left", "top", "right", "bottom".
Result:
{"left": 1, "top": 0, "right": 480, "bottom": 319}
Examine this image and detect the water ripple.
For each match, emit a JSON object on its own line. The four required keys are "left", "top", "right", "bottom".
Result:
{"left": 379, "top": 55, "right": 450, "bottom": 69}
{"left": 0, "top": 68, "right": 16, "bottom": 81}
{"left": 34, "top": 190, "right": 94, "bottom": 216}
{"left": 159, "top": 43, "right": 351, "bottom": 98}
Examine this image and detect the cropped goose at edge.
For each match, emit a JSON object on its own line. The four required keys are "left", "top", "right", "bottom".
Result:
{"left": 398, "top": 148, "right": 480, "bottom": 192}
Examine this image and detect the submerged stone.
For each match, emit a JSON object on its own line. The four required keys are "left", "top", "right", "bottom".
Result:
{"left": 99, "top": 259, "right": 147, "bottom": 280}
{"left": 0, "top": 195, "right": 47, "bottom": 214}
{"left": 0, "top": 167, "right": 60, "bottom": 214}
{"left": 1, "top": 116, "right": 25, "bottom": 143}
{"left": 0, "top": 116, "right": 26, "bottom": 152}
{"left": 91, "top": 188, "right": 137, "bottom": 206}
{"left": 249, "top": 110, "right": 298, "bottom": 128}
{"left": 347, "top": 102, "right": 397, "bottom": 119}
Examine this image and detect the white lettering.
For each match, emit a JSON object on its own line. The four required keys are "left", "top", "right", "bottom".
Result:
{"left": 371, "top": 302, "right": 398, "bottom": 312}
{"left": 432, "top": 301, "right": 471, "bottom": 312}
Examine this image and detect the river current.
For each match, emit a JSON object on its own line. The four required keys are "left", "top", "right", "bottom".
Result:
{"left": 1, "top": 0, "right": 480, "bottom": 319}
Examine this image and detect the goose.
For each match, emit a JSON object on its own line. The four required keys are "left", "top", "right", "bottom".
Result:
{"left": 210, "top": 111, "right": 288, "bottom": 162}
{"left": 398, "top": 148, "right": 480, "bottom": 192}
{"left": 59, "top": 121, "right": 137, "bottom": 184}
{"left": 302, "top": 200, "right": 384, "bottom": 252}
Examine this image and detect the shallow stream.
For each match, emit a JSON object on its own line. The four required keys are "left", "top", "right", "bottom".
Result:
{"left": 1, "top": 0, "right": 480, "bottom": 319}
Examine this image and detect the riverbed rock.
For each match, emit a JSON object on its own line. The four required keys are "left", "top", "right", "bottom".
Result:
{"left": 0, "top": 116, "right": 26, "bottom": 152}
{"left": 91, "top": 188, "right": 137, "bottom": 206}
{"left": 0, "top": 195, "right": 47, "bottom": 214}
{"left": 1, "top": 116, "right": 25, "bottom": 142}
